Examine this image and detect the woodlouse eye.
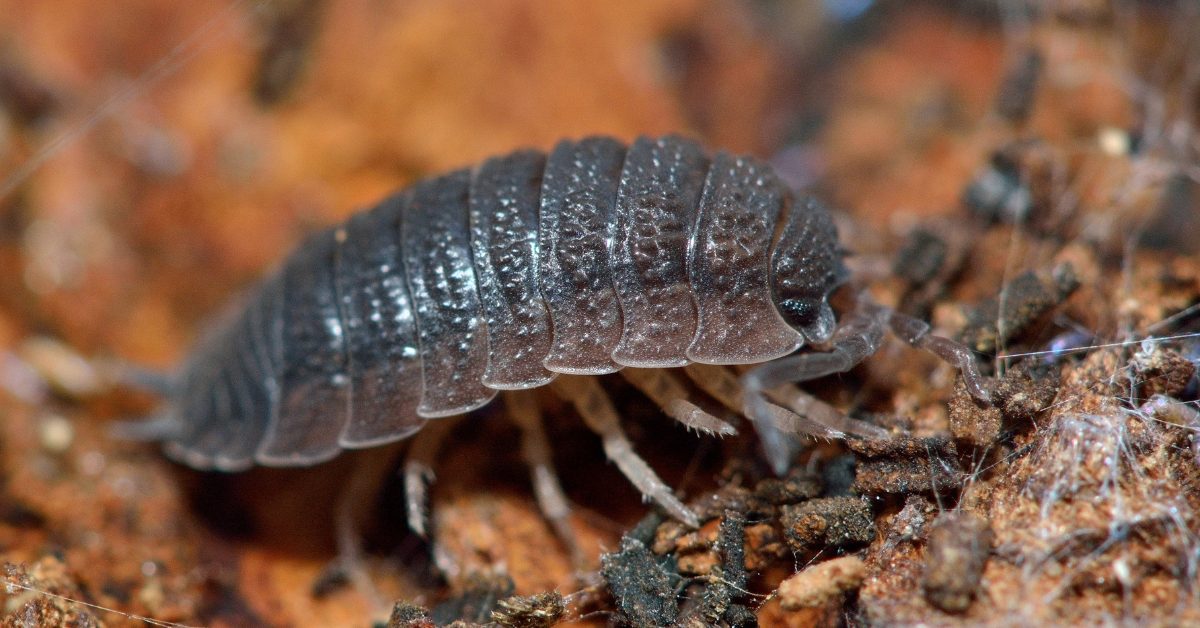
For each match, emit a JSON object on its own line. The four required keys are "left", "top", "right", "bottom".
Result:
{"left": 777, "top": 298, "right": 836, "bottom": 345}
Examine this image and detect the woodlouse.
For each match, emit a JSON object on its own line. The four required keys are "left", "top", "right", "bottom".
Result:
{"left": 129, "top": 134, "right": 990, "bottom": 530}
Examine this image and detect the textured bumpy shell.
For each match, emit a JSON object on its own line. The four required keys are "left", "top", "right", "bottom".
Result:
{"left": 163, "top": 135, "right": 845, "bottom": 471}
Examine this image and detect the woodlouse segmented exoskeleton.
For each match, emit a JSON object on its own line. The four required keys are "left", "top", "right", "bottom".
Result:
{"left": 127, "top": 134, "right": 990, "bottom": 533}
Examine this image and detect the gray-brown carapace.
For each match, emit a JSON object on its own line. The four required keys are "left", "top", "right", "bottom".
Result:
{"left": 131, "top": 134, "right": 990, "bottom": 529}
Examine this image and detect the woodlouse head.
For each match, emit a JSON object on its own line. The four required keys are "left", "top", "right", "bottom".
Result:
{"left": 769, "top": 196, "right": 848, "bottom": 345}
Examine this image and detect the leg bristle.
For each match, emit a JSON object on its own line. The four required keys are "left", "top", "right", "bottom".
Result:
{"left": 667, "top": 399, "right": 737, "bottom": 437}
{"left": 402, "top": 460, "right": 433, "bottom": 539}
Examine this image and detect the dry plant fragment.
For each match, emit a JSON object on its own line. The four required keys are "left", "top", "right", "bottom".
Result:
{"left": 777, "top": 555, "right": 867, "bottom": 610}
{"left": 489, "top": 591, "right": 565, "bottom": 628}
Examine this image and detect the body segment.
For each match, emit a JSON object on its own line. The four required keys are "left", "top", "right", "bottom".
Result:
{"left": 333, "top": 194, "right": 425, "bottom": 448}
{"left": 402, "top": 169, "right": 495, "bottom": 418}
{"left": 537, "top": 137, "right": 627, "bottom": 374}
{"left": 468, "top": 149, "right": 554, "bottom": 389}
{"left": 609, "top": 136, "right": 709, "bottom": 367}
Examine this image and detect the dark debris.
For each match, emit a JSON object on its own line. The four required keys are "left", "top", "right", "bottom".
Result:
{"left": 921, "top": 511, "right": 993, "bottom": 614}
{"left": 0, "top": 500, "right": 46, "bottom": 529}
{"left": 780, "top": 497, "right": 875, "bottom": 553}
{"left": 752, "top": 470, "right": 822, "bottom": 508}
{"left": 893, "top": 228, "right": 949, "bottom": 286}
{"left": 962, "top": 150, "right": 1034, "bottom": 223}
{"left": 0, "top": 50, "right": 59, "bottom": 125}
{"left": 252, "top": 0, "right": 326, "bottom": 104}
{"left": 962, "top": 141, "right": 1061, "bottom": 228}
{"left": 994, "top": 48, "right": 1044, "bottom": 123}
{"left": 674, "top": 510, "right": 752, "bottom": 627}
{"left": 848, "top": 436, "right": 966, "bottom": 495}
{"left": 1138, "top": 173, "right": 1200, "bottom": 255}
{"left": 950, "top": 359, "right": 1061, "bottom": 448}
{"left": 601, "top": 536, "right": 681, "bottom": 627}
{"left": 820, "top": 453, "right": 857, "bottom": 497}
{"left": 958, "top": 264, "right": 1080, "bottom": 354}
{"left": 387, "top": 601, "right": 435, "bottom": 628}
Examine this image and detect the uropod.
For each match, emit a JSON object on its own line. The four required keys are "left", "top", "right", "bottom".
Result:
{"left": 123, "top": 134, "right": 990, "bottom": 540}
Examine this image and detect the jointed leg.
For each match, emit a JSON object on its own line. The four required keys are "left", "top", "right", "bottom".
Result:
{"left": 687, "top": 363, "right": 866, "bottom": 469}
{"left": 683, "top": 363, "right": 744, "bottom": 414}
{"left": 100, "top": 358, "right": 178, "bottom": 397}
{"left": 503, "top": 390, "right": 586, "bottom": 570}
{"left": 551, "top": 376, "right": 700, "bottom": 528}
{"left": 621, "top": 368, "right": 737, "bottom": 437}
{"left": 743, "top": 293, "right": 992, "bottom": 474}
{"left": 765, "top": 380, "right": 891, "bottom": 440}
{"left": 104, "top": 364, "right": 185, "bottom": 441}
{"left": 109, "top": 411, "right": 184, "bottom": 441}
{"left": 743, "top": 298, "right": 891, "bottom": 471}
{"left": 887, "top": 309, "right": 991, "bottom": 403}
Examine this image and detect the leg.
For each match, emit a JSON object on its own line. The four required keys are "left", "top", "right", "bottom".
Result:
{"left": 551, "top": 376, "right": 700, "bottom": 528}
{"left": 887, "top": 309, "right": 991, "bottom": 403}
{"left": 683, "top": 363, "right": 744, "bottom": 414}
{"left": 503, "top": 389, "right": 587, "bottom": 570}
{"left": 104, "top": 366, "right": 183, "bottom": 442}
{"left": 684, "top": 363, "right": 853, "bottom": 458}
{"left": 765, "top": 380, "right": 890, "bottom": 440}
{"left": 402, "top": 417, "right": 456, "bottom": 538}
{"left": 687, "top": 360, "right": 894, "bottom": 439}
{"left": 743, "top": 299, "right": 891, "bottom": 472}
{"left": 108, "top": 411, "right": 183, "bottom": 441}
{"left": 743, "top": 293, "right": 991, "bottom": 474}
{"left": 621, "top": 368, "right": 737, "bottom": 437}
{"left": 330, "top": 445, "right": 403, "bottom": 615}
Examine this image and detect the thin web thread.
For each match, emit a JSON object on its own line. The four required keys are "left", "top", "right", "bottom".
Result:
{"left": 0, "top": 0, "right": 262, "bottom": 202}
